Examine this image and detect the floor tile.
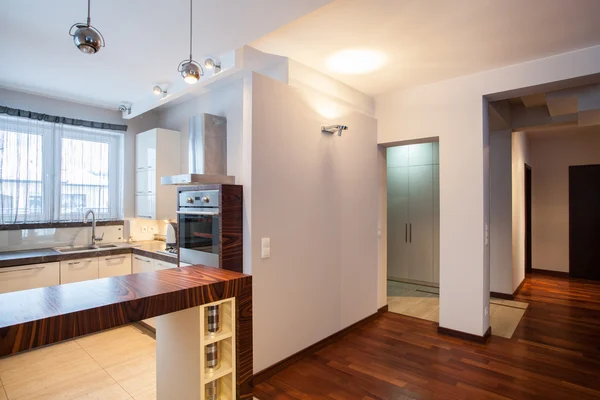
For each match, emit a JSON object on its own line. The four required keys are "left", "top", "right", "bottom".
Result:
{"left": 0, "top": 387, "right": 6, "bottom": 400}
{"left": 76, "top": 326, "right": 156, "bottom": 369}
{"left": 490, "top": 306, "right": 526, "bottom": 339}
{"left": 490, "top": 297, "right": 504, "bottom": 305}
{"left": 105, "top": 354, "right": 156, "bottom": 383}
{"left": 501, "top": 299, "right": 529, "bottom": 309}
{"left": 4, "top": 366, "right": 115, "bottom": 400}
{"left": 421, "top": 307, "right": 439, "bottom": 322}
{"left": 118, "top": 369, "right": 155, "bottom": 398}
{"left": 72, "top": 383, "right": 132, "bottom": 400}
{"left": 132, "top": 388, "right": 156, "bottom": 400}
{"left": 0, "top": 341, "right": 82, "bottom": 379}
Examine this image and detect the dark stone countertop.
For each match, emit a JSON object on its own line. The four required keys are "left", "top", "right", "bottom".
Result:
{"left": 0, "top": 241, "right": 177, "bottom": 268}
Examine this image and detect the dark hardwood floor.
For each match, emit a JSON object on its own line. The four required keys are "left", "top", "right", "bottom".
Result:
{"left": 254, "top": 273, "right": 600, "bottom": 399}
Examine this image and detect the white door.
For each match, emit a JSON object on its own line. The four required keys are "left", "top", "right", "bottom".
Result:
{"left": 387, "top": 165, "right": 410, "bottom": 280}
{"left": 60, "top": 258, "right": 99, "bottom": 284}
{"left": 0, "top": 262, "right": 60, "bottom": 293}
{"left": 408, "top": 165, "right": 434, "bottom": 283}
{"left": 133, "top": 255, "right": 155, "bottom": 273}
{"left": 98, "top": 255, "right": 132, "bottom": 278}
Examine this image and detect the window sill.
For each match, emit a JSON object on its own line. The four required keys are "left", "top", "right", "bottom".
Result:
{"left": 0, "top": 220, "right": 124, "bottom": 231}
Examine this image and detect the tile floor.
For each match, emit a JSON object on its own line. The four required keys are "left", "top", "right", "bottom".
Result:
{"left": 387, "top": 280, "right": 528, "bottom": 339}
{"left": 0, "top": 324, "right": 261, "bottom": 400}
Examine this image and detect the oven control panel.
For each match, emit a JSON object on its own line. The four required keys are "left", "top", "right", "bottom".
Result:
{"left": 179, "top": 190, "right": 219, "bottom": 208}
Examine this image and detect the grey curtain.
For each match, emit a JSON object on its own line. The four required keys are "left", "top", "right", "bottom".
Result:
{"left": 0, "top": 105, "right": 128, "bottom": 132}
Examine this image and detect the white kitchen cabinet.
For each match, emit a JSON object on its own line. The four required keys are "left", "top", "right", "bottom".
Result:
{"left": 132, "top": 254, "right": 155, "bottom": 273}
{"left": 179, "top": 262, "right": 192, "bottom": 267}
{"left": 387, "top": 142, "right": 440, "bottom": 285}
{"left": 155, "top": 259, "right": 177, "bottom": 270}
{"left": 135, "top": 128, "right": 180, "bottom": 220}
{"left": 60, "top": 258, "right": 99, "bottom": 284}
{"left": 98, "top": 254, "right": 132, "bottom": 278}
{"left": 0, "top": 262, "right": 60, "bottom": 294}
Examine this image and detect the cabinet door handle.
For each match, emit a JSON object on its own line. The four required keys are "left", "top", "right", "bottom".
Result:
{"left": 105, "top": 256, "right": 126, "bottom": 261}
{"left": 68, "top": 261, "right": 81, "bottom": 265}
{"left": 409, "top": 223, "right": 412, "bottom": 243}
{"left": 137, "top": 167, "right": 144, "bottom": 170}
{"left": 405, "top": 223, "right": 408, "bottom": 243}
{"left": 0, "top": 266, "right": 44, "bottom": 273}
{"left": 138, "top": 215, "right": 152, "bottom": 219}
{"left": 134, "top": 257, "right": 151, "bottom": 263}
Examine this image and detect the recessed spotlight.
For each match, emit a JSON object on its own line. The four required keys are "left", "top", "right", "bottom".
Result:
{"left": 326, "top": 49, "right": 387, "bottom": 75}
{"left": 153, "top": 85, "right": 167, "bottom": 98}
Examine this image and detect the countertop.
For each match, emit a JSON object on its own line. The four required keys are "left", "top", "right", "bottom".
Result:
{"left": 0, "top": 241, "right": 177, "bottom": 268}
{"left": 0, "top": 265, "right": 252, "bottom": 356}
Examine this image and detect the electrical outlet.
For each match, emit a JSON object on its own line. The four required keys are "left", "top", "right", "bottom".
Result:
{"left": 261, "top": 237, "right": 271, "bottom": 259}
{"left": 141, "top": 226, "right": 148, "bottom": 233}
{"left": 485, "top": 306, "right": 489, "bottom": 316}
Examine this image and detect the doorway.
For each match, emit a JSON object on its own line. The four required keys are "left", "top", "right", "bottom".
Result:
{"left": 525, "top": 164, "right": 532, "bottom": 274}
{"left": 569, "top": 164, "right": 600, "bottom": 280}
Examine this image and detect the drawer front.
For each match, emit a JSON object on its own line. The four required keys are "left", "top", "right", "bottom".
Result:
{"left": 98, "top": 255, "right": 132, "bottom": 278}
{"left": 60, "top": 258, "right": 99, "bottom": 284}
{"left": 133, "top": 255, "right": 155, "bottom": 274}
{"left": 0, "top": 262, "right": 60, "bottom": 294}
{"left": 154, "top": 260, "right": 176, "bottom": 270}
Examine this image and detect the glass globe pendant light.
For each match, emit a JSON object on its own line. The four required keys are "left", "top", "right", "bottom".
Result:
{"left": 177, "top": 0, "right": 203, "bottom": 84}
{"left": 69, "top": 0, "right": 105, "bottom": 54}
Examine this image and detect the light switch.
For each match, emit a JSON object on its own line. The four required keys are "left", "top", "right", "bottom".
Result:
{"left": 261, "top": 237, "right": 271, "bottom": 259}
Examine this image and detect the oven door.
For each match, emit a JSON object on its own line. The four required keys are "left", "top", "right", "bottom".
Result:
{"left": 177, "top": 208, "right": 220, "bottom": 268}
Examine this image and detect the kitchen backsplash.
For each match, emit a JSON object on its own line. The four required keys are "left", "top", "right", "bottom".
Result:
{"left": 0, "top": 218, "right": 172, "bottom": 252}
{"left": 0, "top": 225, "right": 125, "bottom": 252}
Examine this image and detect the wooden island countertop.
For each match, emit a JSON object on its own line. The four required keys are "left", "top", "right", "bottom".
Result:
{"left": 0, "top": 265, "right": 253, "bottom": 399}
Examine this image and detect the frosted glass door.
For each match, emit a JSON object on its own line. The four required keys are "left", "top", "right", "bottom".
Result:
{"left": 408, "top": 165, "right": 434, "bottom": 282}
{"left": 387, "top": 166, "right": 410, "bottom": 280}
{"left": 433, "top": 164, "right": 440, "bottom": 284}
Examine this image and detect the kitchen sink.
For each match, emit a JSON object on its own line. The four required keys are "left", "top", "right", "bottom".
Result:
{"left": 54, "top": 244, "right": 120, "bottom": 254}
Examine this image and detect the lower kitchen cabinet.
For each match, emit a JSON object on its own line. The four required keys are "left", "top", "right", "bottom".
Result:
{"left": 155, "top": 259, "right": 177, "bottom": 270}
{"left": 60, "top": 258, "right": 99, "bottom": 284}
{"left": 132, "top": 254, "right": 155, "bottom": 273}
{"left": 0, "top": 262, "right": 60, "bottom": 294}
{"left": 98, "top": 254, "right": 132, "bottom": 278}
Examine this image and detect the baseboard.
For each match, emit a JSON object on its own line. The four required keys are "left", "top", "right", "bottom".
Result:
{"left": 531, "top": 268, "right": 570, "bottom": 278}
{"left": 513, "top": 278, "right": 526, "bottom": 297}
{"left": 437, "top": 325, "right": 492, "bottom": 344}
{"left": 254, "top": 306, "right": 387, "bottom": 384}
{"left": 490, "top": 291, "right": 513, "bottom": 300}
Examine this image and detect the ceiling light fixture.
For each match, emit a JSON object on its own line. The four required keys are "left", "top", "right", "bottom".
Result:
{"left": 69, "top": 0, "right": 105, "bottom": 54}
{"left": 153, "top": 85, "right": 167, "bottom": 98}
{"left": 118, "top": 104, "right": 131, "bottom": 115}
{"left": 204, "top": 58, "right": 222, "bottom": 73}
{"left": 177, "top": 0, "right": 203, "bottom": 84}
{"left": 326, "top": 49, "right": 387, "bottom": 75}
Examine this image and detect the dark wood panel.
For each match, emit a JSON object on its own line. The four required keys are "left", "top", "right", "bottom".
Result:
{"left": 236, "top": 282, "right": 253, "bottom": 400}
{"left": 569, "top": 164, "right": 600, "bottom": 280}
{"left": 0, "top": 265, "right": 251, "bottom": 357}
{"left": 255, "top": 274, "right": 600, "bottom": 400}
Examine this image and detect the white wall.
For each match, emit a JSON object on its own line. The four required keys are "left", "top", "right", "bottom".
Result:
{"left": 511, "top": 131, "right": 529, "bottom": 290}
{"left": 529, "top": 126, "right": 600, "bottom": 272}
{"left": 490, "top": 130, "right": 512, "bottom": 294}
{"left": 376, "top": 45, "right": 600, "bottom": 336}
{"left": 251, "top": 72, "right": 378, "bottom": 372}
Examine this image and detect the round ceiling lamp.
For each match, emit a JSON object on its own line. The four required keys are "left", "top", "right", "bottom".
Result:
{"left": 69, "top": 0, "right": 105, "bottom": 54}
{"left": 177, "top": 0, "right": 203, "bottom": 84}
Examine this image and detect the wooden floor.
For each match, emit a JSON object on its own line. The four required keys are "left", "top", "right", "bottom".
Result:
{"left": 254, "top": 273, "right": 600, "bottom": 400}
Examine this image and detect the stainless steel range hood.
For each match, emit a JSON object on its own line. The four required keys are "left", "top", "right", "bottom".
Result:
{"left": 161, "top": 113, "right": 235, "bottom": 185}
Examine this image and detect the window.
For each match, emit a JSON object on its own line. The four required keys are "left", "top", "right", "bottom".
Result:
{"left": 0, "top": 115, "right": 124, "bottom": 224}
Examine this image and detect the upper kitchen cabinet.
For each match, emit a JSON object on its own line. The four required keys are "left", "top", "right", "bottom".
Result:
{"left": 135, "top": 128, "right": 180, "bottom": 220}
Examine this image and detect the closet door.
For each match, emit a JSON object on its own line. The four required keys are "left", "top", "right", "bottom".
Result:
{"left": 408, "top": 165, "right": 434, "bottom": 282}
{"left": 432, "top": 164, "right": 440, "bottom": 284}
{"left": 387, "top": 165, "right": 410, "bottom": 280}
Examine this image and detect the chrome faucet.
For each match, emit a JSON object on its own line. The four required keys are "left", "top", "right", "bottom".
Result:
{"left": 84, "top": 209, "right": 103, "bottom": 248}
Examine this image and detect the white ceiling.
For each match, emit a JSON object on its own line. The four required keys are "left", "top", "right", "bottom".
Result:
{"left": 0, "top": 0, "right": 330, "bottom": 109}
{"left": 252, "top": 0, "right": 600, "bottom": 96}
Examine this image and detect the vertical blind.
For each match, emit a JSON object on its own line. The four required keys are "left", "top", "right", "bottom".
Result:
{"left": 0, "top": 113, "right": 125, "bottom": 224}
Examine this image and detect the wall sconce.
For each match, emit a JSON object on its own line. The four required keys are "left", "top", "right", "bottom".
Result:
{"left": 321, "top": 124, "right": 348, "bottom": 136}
{"left": 204, "top": 58, "right": 222, "bottom": 73}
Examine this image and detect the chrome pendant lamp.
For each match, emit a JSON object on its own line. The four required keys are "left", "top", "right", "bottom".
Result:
{"left": 69, "top": 0, "right": 105, "bottom": 54}
{"left": 177, "top": 0, "right": 203, "bottom": 84}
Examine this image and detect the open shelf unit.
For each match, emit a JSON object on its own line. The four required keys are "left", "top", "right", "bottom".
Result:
{"left": 200, "top": 297, "right": 236, "bottom": 400}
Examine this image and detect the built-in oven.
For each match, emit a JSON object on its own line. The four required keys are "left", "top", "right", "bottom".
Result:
{"left": 177, "top": 190, "right": 220, "bottom": 268}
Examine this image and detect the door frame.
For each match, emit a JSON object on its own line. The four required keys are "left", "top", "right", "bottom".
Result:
{"left": 524, "top": 163, "right": 532, "bottom": 274}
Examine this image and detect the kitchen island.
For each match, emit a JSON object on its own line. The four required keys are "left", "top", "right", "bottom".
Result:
{"left": 0, "top": 265, "right": 253, "bottom": 399}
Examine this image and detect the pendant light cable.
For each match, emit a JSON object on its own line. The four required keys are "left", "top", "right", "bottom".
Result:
{"left": 189, "top": 0, "right": 193, "bottom": 61}
{"left": 87, "top": 0, "right": 91, "bottom": 27}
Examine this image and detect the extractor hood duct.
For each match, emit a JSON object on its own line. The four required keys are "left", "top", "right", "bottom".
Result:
{"left": 161, "top": 113, "right": 235, "bottom": 185}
